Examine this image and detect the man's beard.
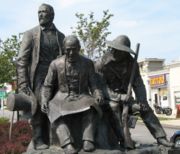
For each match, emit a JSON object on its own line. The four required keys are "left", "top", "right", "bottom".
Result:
{"left": 67, "top": 55, "right": 79, "bottom": 63}
{"left": 39, "top": 18, "right": 52, "bottom": 27}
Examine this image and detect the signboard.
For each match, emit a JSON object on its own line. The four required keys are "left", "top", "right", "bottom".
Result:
{"left": 174, "top": 91, "right": 180, "bottom": 105}
{"left": 175, "top": 92, "right": 180, "bottom": 117}
{"left": 0, "top": 91, "right": 7, "bottom": 99}
{"left": 149, "top": 74, "right": 167, "bottom": 88}
{"left": 175, "top": 97, "right": 180, "bottom": 105}
{"left": 0, "top": 83, "right": 13, "bottom": 99}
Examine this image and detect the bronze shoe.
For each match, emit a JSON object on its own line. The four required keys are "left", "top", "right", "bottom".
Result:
{"left": 63, "top": 143, "right": 78, "bottom": 154}
{"left": 157, "top": 137, "right": 174, "bottom": 147}
{"left": 35, "top": 140, "right": 49, "bottom": 150}
{"left": 83, "top": 140, "right": 95, "bottom": 152}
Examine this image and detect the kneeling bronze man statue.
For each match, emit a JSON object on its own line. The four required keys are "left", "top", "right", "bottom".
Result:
{"left": 41, "top": 35, "right": 103, "bottom": 154}
{"left": 95, "top": 35, "right": 173, "bottom": 149}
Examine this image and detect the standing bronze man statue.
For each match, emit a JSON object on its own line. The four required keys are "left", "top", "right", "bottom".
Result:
{"left": 41, "top": 35, "right": 103, "bottom": 154}
{"left": 95, "top": 35, "right": 173, "bottom": 149}
{"left": 16, "top": 3, "right": 65, "bottom": 150}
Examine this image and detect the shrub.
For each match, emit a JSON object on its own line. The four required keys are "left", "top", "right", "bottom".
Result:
{"left": 0, "top": 120, "right": 32, "bottom": 154}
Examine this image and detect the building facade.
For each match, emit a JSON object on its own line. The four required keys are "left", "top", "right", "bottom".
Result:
{"left": 138, "top": 58, "right": 180, "bottom": 118}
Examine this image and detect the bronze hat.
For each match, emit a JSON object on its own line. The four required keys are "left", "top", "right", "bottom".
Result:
{"left": 7, "top": 92, "right": 37, "bottom": 115}
{"left": 106, "top": 35, "right": 135, "bottom": 54}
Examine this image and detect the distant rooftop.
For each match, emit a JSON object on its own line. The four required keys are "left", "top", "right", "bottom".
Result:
{"left": 166, "top": 60, "right": 180, "bottom": 68}
{"left": 138, "top": 58, "right": 165, "bottom": 63}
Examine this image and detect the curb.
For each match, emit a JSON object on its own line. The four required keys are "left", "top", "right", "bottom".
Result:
{"left": 137, "top": 121, "right": 180, "bottom": 129}
{"left": 160, "top": 123, "right": 180, "bottom": 129}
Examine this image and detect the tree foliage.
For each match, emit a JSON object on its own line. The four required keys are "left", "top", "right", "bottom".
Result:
{"left": 72, "top": 10, "right": 113, "bottom": 59}
{"left": 0, "top": 35, "right": 21, "bottom": 83}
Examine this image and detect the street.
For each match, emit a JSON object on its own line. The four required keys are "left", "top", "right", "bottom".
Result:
{"left": 131, "top": 123, "right": 178, "bottom": 144}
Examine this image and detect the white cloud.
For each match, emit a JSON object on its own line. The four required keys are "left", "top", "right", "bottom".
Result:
{"left": 59, "top": 0, "right": 91, "bottom": 8}
{"left": 114, "top": 20, "right": 139, "bottom": 28}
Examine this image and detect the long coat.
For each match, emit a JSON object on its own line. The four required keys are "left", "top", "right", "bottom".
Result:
{"left": 41, "top": 55, "right": 102, "bottom": 123}
{"left": 16, "top": 25, "right": 65, "bottom": 90}
{"left": 95, "top": 51, "right": 147, "bottom": 103}
{"left": 95, "top": 51, "right": 166, "bottom": 139}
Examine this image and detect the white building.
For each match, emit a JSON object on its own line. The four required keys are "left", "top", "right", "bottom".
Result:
{"left": 138, "top": 58, "right": 180, "bottom": 118}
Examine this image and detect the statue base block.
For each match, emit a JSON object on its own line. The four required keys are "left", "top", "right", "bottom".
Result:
{"left": 23, "top": 144, "right": 177, "bottom": 154}
{"left": 168, "top": 148, "right": 180, "bottom": 154}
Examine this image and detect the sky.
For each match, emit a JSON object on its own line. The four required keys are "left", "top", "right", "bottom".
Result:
{"left": 0, "top": 0, "right": 180, "bottom": 63}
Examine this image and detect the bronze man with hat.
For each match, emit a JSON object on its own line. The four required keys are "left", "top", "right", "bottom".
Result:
{"left": 41, "top": 35, "right": 103, "bottom": 154}
{"left": 95, "top": 35, "right": 173, "bottom": 148}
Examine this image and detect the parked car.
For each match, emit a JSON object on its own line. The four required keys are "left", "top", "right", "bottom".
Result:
{"left": 170, "top": 130, "right": 180, "bottom": 148}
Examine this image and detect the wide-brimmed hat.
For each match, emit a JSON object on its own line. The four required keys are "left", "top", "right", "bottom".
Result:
{"left": 106, "top": 35, "right": 135, "bottom": 54}
{"left": 7, "top": 92, "right": 37, "bottom": 115}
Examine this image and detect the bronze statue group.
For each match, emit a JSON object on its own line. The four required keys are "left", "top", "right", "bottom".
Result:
{"left": 14, "top": 3, "right": 173, "bottom": 154}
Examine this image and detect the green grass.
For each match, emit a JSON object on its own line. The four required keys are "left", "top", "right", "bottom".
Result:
{"left": 157, "top": 116, "right": 177, "bottom": 121}
{"left": 0, "top": 117, "right": 9, "bottom": 124}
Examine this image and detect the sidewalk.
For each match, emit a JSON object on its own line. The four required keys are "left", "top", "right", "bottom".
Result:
{"left": 137, "top": 117, "right": 180, "bottom": 129}
{"left": 0, "top": 108, "right": 18, "bottom": 122}
{"left": 155, "top": 114, "right": 180, "bottom": 129}
{"left": 158, "top": 119, "right": 180, "bottom": 129}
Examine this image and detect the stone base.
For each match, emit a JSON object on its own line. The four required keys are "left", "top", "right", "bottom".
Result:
{"left": 168, "top": 148, "right": 180, "bottom": 154}
{"left": 23, "top": 144, "right": 178, "bottom": 154}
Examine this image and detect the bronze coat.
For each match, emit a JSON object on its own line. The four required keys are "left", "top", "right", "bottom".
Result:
{"left": 96, "top": 52, "right": 147, "bottom": 103}
{"left": 16, "top": 25, "right": 65, "bottom": 90}
{"left": 41, "top": 55, "right": 102, "bottom": 123}
{"left": 95, "top": 52, "right": 167, "bottom": 139}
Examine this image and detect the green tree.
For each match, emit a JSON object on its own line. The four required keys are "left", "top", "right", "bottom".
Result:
{"left": 71, "top": 10, "right": 113, "bottom": 59}
{"left": 0, "top": 35, "right": 21, "bottom": 83}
